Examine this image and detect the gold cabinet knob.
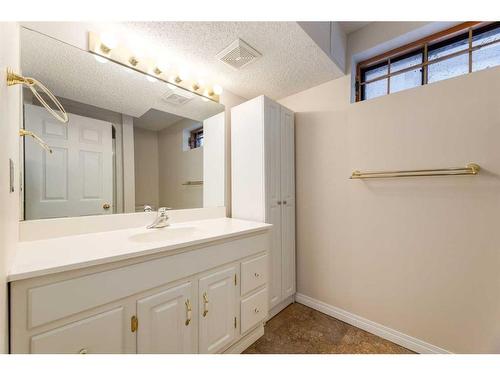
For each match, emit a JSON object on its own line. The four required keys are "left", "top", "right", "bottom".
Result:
{"left": 78, "top": 348, "right": 88, "bottom": 354}
{"left": 254, "top": 308, "right": 260, "bottom": 313}
{"left": 254, "top": 272, "right": 260, "bottom": 278}
{"left": 103, "top": 203, "right": 111, "bottom": 210}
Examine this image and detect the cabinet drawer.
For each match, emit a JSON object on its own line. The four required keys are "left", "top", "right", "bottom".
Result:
{"left": 240, "top": 254, "right": 267, "bottom": 296}
{"left": 30, "top": 307, "right": 125, "bottom": 354}
{"left": 240, "top": 288, "right": 267, "bottom": 334}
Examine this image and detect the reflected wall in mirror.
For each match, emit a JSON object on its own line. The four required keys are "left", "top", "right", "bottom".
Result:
{"left": 20, "top": 28, "right": 225, "bottom": 220}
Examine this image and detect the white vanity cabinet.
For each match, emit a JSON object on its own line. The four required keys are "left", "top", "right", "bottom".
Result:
{"left": 10, "top": 228, "right": 270, "bottom": 354}
{"left": 198, "top": 266, "right": 238, "bottom": 353}
{"left": 231, "top": 95, "right": 296, "bottom": 317}
{"left": 137, "top": 281, "right": 196, "bottom": 354}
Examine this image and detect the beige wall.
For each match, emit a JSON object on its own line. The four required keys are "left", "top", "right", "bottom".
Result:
{"left": 158, "top": 119, "right": 203, "bottom": 209}
{"left": 279, "top": 66, "right": 500, "bottom": 353}
{"left": 134, "top": 127, "right": 159, "bottom": 210}
{"left": 0, "top": 22, "right": 20, "bottom": 353}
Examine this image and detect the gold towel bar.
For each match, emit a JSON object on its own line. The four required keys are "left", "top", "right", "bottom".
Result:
{"left": 182, "top": 180, "right": 203, "bottom": 186}
{"left": 350, "top": 163, "right": 480, "bottom": 179}
{"left": 6, "top": 68, "right": 68, "bottom": 124}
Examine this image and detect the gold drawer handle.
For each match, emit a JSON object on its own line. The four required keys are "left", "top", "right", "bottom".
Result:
{"left": 202, "top": 292, "right": 209, "bottom": 317}
{"left": 185, "top": 299, "right": 192, "bottom": 326}
{"left": 254, "top": 308, "right": 260, "bottom": 313}
{"left": 78, "top": 348, "right": 88, "bottom": 354}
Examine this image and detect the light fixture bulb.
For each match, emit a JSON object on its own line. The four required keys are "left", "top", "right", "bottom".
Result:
{"left": 212, "top": 84, "right": 223, "bottom": 95}
{"left": 94, "top": 55, "right": 108, "bottom": 64}
{"left": 178, "top": 69, "right": 190, "bottom": 81}
{"left": 100, "top": 33, "right": 118, "bottom": 50}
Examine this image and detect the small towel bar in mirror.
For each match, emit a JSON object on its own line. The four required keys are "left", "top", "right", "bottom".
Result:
{"left": 182, "top": 180, "right": 203, "bottom": 186}
{"left": 6, "top": 68, "right": 68, "bottom": 124}
{"left": 350, "top": 163, "right": 480, "bottom": 179}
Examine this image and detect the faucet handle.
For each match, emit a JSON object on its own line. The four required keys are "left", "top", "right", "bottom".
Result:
{"left": 158, "top": 207, "right": 171, "bottom": 217}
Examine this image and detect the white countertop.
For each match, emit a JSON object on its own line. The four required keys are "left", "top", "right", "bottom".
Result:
{"left": 9, "top": 218, "right": 272, "bottom": 282}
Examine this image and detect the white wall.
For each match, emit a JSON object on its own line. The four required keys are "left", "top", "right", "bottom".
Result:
{"left": 219, "top": 91, "right": 246, "bottom": 215}
{"left": 122, "top": 115, "right": 135, "bottom": 213}
{"left": 158, "top": 119, "right": 203, "bottom": 209}
{"left": 134, "top": 127, "right": 159, "bottom": 210}
{"left": 279, "top": 66, "right": 500, "bottom": 353}
{"left": 0, "top": 22, "right": 20, "bottom": 353}
{"left": 203, "top": 112, "right": 226, "bottom": 208}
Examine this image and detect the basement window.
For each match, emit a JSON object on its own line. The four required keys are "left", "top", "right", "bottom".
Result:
{"left": 356, "top": 22, "right": 500, "bottom": 101}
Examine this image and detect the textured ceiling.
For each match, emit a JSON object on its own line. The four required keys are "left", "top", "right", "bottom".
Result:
{"left": 124, "top": 22, "right": 344, "bottom": 100}
{"left": 134, "top": 109, "right": 184, "bottom": 131}
{"left": 20, "top": 28, "right": 224, "bottom": 123}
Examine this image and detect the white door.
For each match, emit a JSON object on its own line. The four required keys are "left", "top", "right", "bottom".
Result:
{"left": 280, "top": 107, "right": 296, "bottom": 298}
{"left": 265, "top": 99, "right": 283, "bottom": 309}
{"left": 203, "top": 112, "right": 225, "bottom": 208}
{"left": 24, "top": 104, "right": 113, "bottom": 219}
{"left": 137, "top": 281, "right": 196, "bottom": 354}
{"left": 198, "top": 266, "right": 237, "bottom": 353}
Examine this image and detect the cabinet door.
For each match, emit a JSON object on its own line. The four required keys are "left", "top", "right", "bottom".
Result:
{"left": 280, "top": 106, "right": 296, "bottom": 298}
{"left": 30, "top": 306, "right": 131, "bottom": 354}
{"left": 265, "top": 98, "right": 283, "bottom": 309}
{"left": 137, "top": 281, "right": 195, "bottom": 354}
{"left": 198, "top": 266, "right": 238, "bottom": 353}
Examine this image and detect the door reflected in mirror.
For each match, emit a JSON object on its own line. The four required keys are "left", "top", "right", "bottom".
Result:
{"left": 20, "top": 27, "right": 225, "bottom": 220}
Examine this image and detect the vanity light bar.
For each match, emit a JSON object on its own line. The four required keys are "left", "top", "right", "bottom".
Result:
{"left": 87, "top": 31, "right": 222, "bottom": 103}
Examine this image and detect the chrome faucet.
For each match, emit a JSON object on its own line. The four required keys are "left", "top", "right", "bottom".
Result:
{"left": 147, "top": 207, "right": 170, "bottom": 229}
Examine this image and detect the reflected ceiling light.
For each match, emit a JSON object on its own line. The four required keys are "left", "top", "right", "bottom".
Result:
{"left": 94, "top": 55, "right": 108, "bottom": 64}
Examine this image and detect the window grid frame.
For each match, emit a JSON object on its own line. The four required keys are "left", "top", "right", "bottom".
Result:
{"left": 356, "top": 22, "right": 500, "bottom": 101}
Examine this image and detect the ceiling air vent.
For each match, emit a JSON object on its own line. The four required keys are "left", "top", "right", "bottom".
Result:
{"left": 161, "top": 88, "right": 194, "bottom": 106}
{"left": 216, "top": 38, "right": 262, "bottom": 70}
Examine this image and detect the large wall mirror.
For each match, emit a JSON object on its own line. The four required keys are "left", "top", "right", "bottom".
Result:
{"left": 20, "top": 27, "right": 226, "bottom": 220}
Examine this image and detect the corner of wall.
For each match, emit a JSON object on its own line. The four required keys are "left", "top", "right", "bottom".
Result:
{"left": 0, "top": 21, "right": 21, "bottom": 354}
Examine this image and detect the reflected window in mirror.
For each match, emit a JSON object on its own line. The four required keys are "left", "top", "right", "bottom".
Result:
{"left": 189, "top": 127, "right": 204, "bottom": 149}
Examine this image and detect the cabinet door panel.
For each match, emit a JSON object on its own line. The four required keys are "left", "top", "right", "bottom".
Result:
{"left": 280, "top": 107, "right": 296, "bottom": 298}
{"left": 265, "top": 98, "right": 283, "bottom": 309}
{"left": 137, "top": 281, "right": 195, "bottom": 353}
{"left": 30, "top": 307, "right": 127, "bottom": 354}
{"left": 199, "top": 266, "right": 237, "bottom": 353}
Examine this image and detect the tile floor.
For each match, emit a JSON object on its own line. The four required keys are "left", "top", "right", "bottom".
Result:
{"left": 243, "top": 303, "right": 415, "bottom": 354}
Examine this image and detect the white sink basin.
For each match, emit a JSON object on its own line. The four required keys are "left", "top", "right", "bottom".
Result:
{"left": 129, "top": 226, "right": 199, "bottom": 243}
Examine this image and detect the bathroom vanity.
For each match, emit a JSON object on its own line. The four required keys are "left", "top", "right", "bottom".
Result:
{"left": 9, "top": 217, "right": 271, "bottom": 354}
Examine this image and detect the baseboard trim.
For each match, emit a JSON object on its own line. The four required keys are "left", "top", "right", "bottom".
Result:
{"left": 224, "top": 324, "right": 264, "bottom": 354}
{"left": 295, "top": 293, "right": 451, "bottom": 354}
{"left": 268, "top": 295, "right": 295, "bottom": 320}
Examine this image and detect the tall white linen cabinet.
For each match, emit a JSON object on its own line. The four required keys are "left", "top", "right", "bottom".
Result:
{"left": 231, "top": 95, "right": 295, "bottom": 317}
